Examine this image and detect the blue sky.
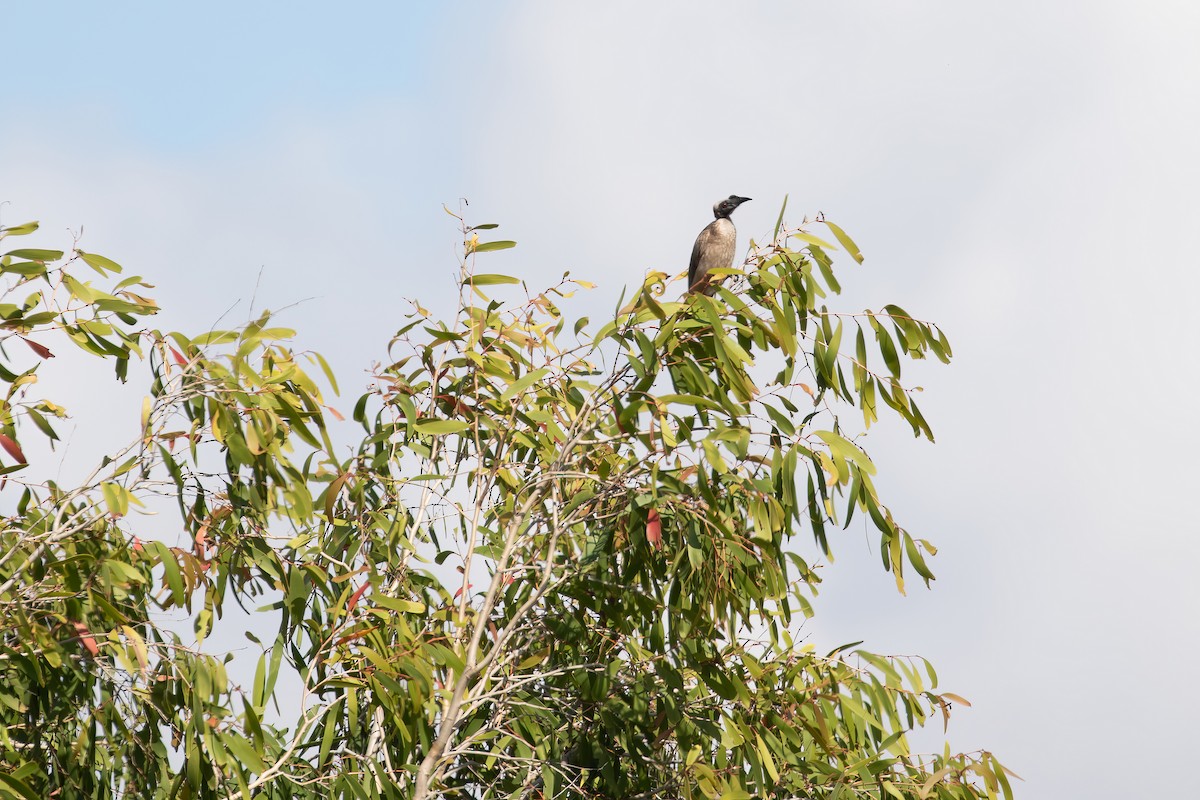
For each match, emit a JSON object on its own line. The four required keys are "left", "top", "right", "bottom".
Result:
{"left": 8, "top": 4, "right": 451, "bottom": 150}
{"left": 5, "top": 3, "right": 1200, "bottom": 797}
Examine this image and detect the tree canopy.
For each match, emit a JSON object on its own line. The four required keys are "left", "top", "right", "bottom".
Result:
{"left": 0, "top": 201, "right": 1015, "bottom": 800}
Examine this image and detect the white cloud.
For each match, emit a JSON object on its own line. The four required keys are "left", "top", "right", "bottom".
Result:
{"left": 466, "top": 4, "right": 1200, "bottom": 797}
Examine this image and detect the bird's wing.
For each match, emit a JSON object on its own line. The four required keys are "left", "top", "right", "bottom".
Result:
{"left": 688, "top": 223, "right": 716, "bottom": 289}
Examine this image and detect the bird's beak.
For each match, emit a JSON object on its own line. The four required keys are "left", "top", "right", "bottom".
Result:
{"left": 736, "top": 196, "right": 752, "bottom": 204}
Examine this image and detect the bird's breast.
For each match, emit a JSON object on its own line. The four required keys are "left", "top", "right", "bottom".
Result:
{"left": 710, "top": 218, "right": 735, "bottom": 240}
{"left": 697, "top": 218, "right": 737, "bottom": 267}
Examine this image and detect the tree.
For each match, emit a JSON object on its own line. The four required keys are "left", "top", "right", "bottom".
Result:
{"left": 0, "top": 201, "right": 1015, "bottom": 800}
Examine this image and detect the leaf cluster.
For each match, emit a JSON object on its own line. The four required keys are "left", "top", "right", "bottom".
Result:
{"left": 0, "top": 207, "right": 1015, "bottom": 800}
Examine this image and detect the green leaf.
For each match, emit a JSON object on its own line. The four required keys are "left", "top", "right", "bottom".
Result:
{"left": 312, "top": 350, "right": 340, "bottom": 395}
{"left": 78, "top": 250, "right": 123, "bottom": 274}
{"left": 101, "top": 482, "right": 130, "bottom": 517}
{"left": 810, "top": 245, "right": 841, "bottom": 294}
{"left": 904, "top": 533, "right": 935, "bottom": 582}
{"left": 62, "top": 274, "right": 98, "bottom": 303}
{"left": 1, "top": 261, "right": 48, "bottom": 277}
{"left": 415, "top": 419, "right": 470, "bottom": 435}
{"left": 3, "top": 248, "right": 63, "bottom": 261}
{"left": 824, "top": 219, "right": 864, "bottom": 264}
{"left": 756, "top": 734, "right": 780, "bottom": 783}
{"left": 874, "top": 321, "right": 900, "bottom": 378}
{"left": 25, "top": 408, "right": 57, "bottom": 441}
{"left": 255, "top": 326, "right": 297, "bottom": 341}
{"left": 839, "top": 694, "right": 883, "bottom": 732}
{"left": 265, "top": 636, "right": 285, "bottom": 701}
{"left": 791, "top": 231, "right": 837, "bottom": 250}
{"left": 0, "top": 770, "right": 40, "bottom": 800}
{"left": 152, "top": 541, "right": 186, "bottom": 605}
{"left": 0, "top": 221, "right": 39, "bottom": 237}
{"left": 318, "top": 701, "right": 341, "bottom": 768}
{"left": 373, "top": 596, "right": 426, "bottom": 614}
{"left": 424, "top": 327, "right": 464, "bottom": 344}
{"left": 826, "top": 640, "right": 864, "bottom": 658}
{"left": 763, "top": 402, "right": 796, "bottom": 437}
{"left": 501, "top": 368, "right": 550, "bottom": 402}
{"left": 192, "top": 330, "right": 238, "bottom": 346}
{"left": 773, "top": 194, "right": 789, "bottom": 241}
{"left": 464, "top": 273, "right": 520, "bottom": 286}
{"left": 220, "top": 732, "right": 266, "bottom": 774}
{"left": 469, "top": 240, "right": 518, "bottom": 254}
{"left": 815, "top": 430, "right": 876, "bottom": 475}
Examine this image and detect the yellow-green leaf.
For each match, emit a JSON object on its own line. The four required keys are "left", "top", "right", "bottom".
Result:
{"left": 0, "top": 221, "right": 39, "bottom": 237}
{"left": 470, "top": 240, "right": 517, "bottom": 254}
{"left": 102, "top": 482, "right": 129, "bottom": 517}
{"left": 415, "top": 419, "right": 470, "bottom": 435}
{"left": 824, "top": 220, "right": 864, "bottom": 264}
{"left": 4, "top": 248, "right": 62, "bottom": 262}
{"left": 501, "top": 368, "right": 550, "bottom": 402}
{"left": 78, "top": 250, "right": 123, "bottom": 274}
{"left": 791, "top": 231, "right": 837, "bottom": 250}
{"left": 465, "top": 273, "right": 520, "bottom": 286}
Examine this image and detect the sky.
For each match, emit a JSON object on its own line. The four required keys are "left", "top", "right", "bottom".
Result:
{"left": 4, "top": 2, "right": 1199, "bottom": 797}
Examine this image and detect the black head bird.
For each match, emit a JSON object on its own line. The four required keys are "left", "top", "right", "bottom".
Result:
{"left": 688, "top": 195, "right": 751, "bottom": 295}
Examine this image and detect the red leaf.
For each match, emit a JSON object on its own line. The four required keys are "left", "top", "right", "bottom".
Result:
{"left": 325, "top": 405, "right": 345, "bottom": 422}
{"left": 346, "top": 581, "right": 370, "bottom": 614}
{"left": 170, "top": 347, "right": 188, "bottom": 366}
{"left": 336, "top": 626, "right": 377, "bottom": 646}
{"left": 0, "top": 433, "right": 26, "bottom": 464}
{"left": 73, "top": 621, "right": 100, "bottom": 657}
{"left": 646, "top": 508, "right": 662, "bottom": 550}
{"left": 21, "top": 337, "right": 54, "bottom": 359}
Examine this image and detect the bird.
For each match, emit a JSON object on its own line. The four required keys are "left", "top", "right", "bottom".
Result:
{"left": 688, "top": 195, "right": 751, "bottom": 295}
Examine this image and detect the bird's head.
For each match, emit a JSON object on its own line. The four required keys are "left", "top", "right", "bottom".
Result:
{"left": 713, "top": 195, "right": 751, "bottom": 219}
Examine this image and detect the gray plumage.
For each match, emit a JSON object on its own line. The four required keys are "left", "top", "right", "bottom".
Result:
{"left": 688, "top": 195, "right": 751, "bottom": 294}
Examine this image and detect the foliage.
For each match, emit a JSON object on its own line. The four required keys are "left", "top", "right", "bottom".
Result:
{"left": 0, "top": 205, "right": 1014, "bottom": 799}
